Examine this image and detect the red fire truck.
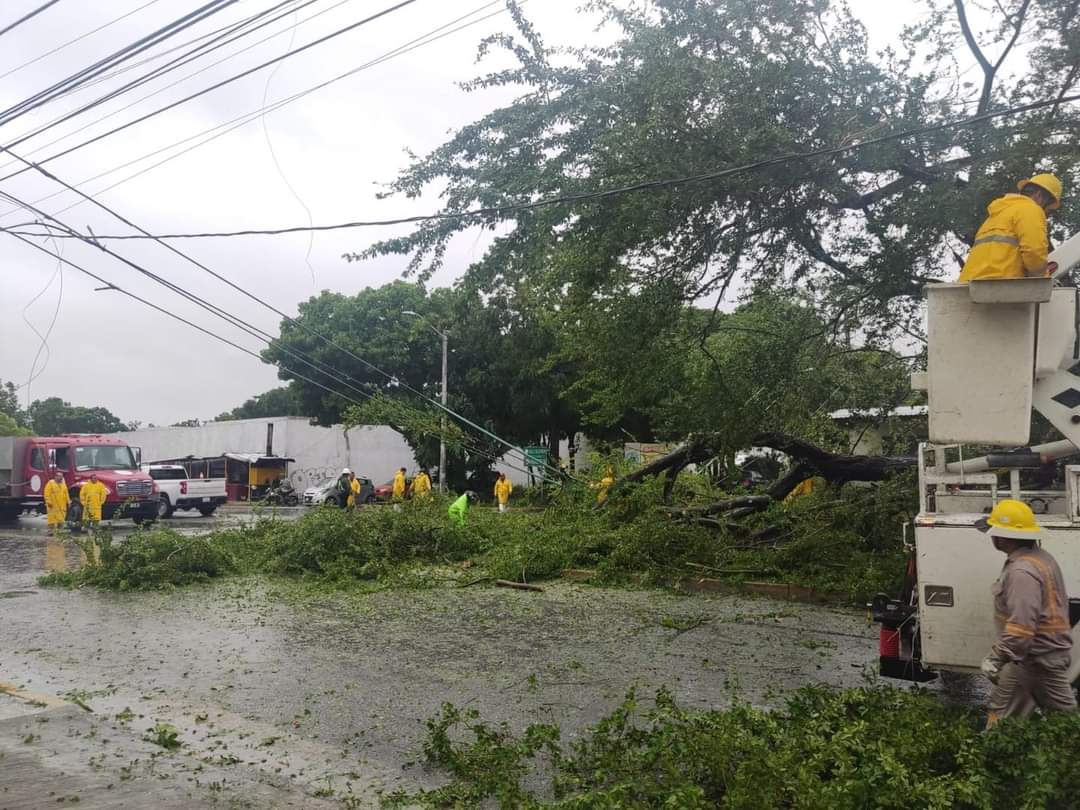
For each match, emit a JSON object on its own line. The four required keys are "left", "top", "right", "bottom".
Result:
{"left": 0, "top": 434, "right": 158, "bottom": 524}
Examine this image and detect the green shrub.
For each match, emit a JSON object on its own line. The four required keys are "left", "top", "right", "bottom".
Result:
{"left": 37, "top": 528, "right": 237, "bottom": 591}
{"left": 386, "top": 685, "right": 1080, "bottom": 809}
{"left": 38, "top": 475, "right": 914, "bottom": 601}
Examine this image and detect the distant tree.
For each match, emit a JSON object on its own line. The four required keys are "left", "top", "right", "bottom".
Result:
{"left": 171, "top": 419, "right": 201, "bottom": 427}
{"left": 28, "top": 397, "right": 127, "bottom": 435}
{"left": 0, "top": 413, "right": 31, "bottom": 437}
{"left": 0, "top": 380, "right": 28, "bottom": 428}
{"left": 214, "top": 386, "right": 305, "bottom": 422}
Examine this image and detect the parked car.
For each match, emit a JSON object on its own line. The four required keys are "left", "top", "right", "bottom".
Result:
{"left": 373, "top": 476, "right": 412, "bottom": 502}
{"left": 303, "top": 476, "right": 375, "bottom": 507}
{"left": 143, "top": 464, "right": 228, "bottom": 518}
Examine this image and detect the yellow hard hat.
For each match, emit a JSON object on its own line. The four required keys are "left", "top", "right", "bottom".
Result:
{"left": 1018, "top": 173, "right": 1063, "bottom": 210}
{"left": 976, "top": 499, "right": 1042, "bottom": 539}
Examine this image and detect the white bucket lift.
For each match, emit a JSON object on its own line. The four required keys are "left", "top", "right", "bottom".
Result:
{"left": 926, "top": 233, "right": 1080, "bottom": 447}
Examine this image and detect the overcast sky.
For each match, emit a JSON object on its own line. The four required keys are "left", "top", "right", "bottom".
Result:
{"left": 0, "top": 0, "right": 917, "bottom": 426}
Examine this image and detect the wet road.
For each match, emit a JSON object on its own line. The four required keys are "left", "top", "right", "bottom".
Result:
{"left": 0, "top": 511, "right": 987, "bottom": 806}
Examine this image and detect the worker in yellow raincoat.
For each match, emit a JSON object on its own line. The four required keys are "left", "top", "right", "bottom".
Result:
{"left": 79, "top": 473, "right": 109, "bottom": 526}
{"left": 411, "top": 469, "right": 432, "bottom": 499}
{"left": 494, "top": 472, "right": 513, "bottom": 513}
{"left": 591, "top": 467, "right": 615, "bottom": 504}
{"left": 959, "top": 174, "right": 1063, "bottom": 282}
{"left": 347, "top": 472, "right": 361, "bottom": 509}
{"left": 392, "top": 467, "right": 407, "bottom": 511}
{"left": 43, "top": 471, "right": 69, "bottom": 533}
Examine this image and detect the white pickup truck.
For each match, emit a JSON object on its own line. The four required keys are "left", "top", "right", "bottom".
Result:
{"left": 143, "top": 464, "right": 227, "bottom": 519}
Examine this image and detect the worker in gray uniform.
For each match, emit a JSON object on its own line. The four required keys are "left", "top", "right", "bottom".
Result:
{"left": 977, "top": 499, "right": 1077, "bottom": 727}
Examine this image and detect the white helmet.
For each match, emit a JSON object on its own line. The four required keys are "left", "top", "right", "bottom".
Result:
{"left": 342, "top": 467, "right": 351, "bottom": 475}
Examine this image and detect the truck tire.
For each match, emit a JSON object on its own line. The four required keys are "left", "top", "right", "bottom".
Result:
{"left": 156, "top": 495, "right": 174, "bottom": 519}
{"left": 197, "top": 505, "right": 217, "bottom": 517}
{"left": 132, "top": 514, "right": 156, "bottom": 526}
{"left": 365, "top": 495, "right": 376, "bottom": 505}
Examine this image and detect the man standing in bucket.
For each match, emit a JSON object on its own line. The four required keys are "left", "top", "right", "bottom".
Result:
{"left": 959, "top": 174, "right": 1063, "bottom": 282}
{"left": 976, "top": 499, "right": 1077, "bottom": 726}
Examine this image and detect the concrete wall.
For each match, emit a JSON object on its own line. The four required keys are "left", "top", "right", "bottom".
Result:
{"left": 115, "top": 418, "right": 417, "bottom": 488}
{"left": 115, "top": 417, "right": 540, "bottom": 489}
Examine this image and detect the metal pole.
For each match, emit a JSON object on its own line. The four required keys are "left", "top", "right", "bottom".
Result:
{"left": 439, "top": 329, "right": 448, "bottom": 493}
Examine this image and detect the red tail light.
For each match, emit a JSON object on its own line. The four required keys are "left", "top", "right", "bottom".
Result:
{"left": 180, "top": 481, "right": 187, "bottom": 495}
{"left": 879, "top": 627, "right": 901, "bottom": 658}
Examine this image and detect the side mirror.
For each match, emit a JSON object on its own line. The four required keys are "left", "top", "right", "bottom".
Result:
{"left": 132, "top": 446, "right": 142, "bottom": 466}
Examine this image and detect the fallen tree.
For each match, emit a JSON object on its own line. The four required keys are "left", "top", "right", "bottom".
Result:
{"left": 604, "top": 432, "right": 917, "bottom": 537}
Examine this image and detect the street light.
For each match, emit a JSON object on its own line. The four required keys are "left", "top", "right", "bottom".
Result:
{"left": 403, "top": 311, "right": 449, "bottom": 493}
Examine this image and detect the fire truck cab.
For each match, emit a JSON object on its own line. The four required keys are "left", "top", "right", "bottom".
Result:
{"left": 0, "top": 434, "right": 158, "bottom": 524}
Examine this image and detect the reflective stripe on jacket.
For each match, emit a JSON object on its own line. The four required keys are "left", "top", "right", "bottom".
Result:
{"left": 992, "top": 546, "right": 1072, "bottom": 662}
{"left": 959, "top": 194, "right": 1049, "bottom": 281}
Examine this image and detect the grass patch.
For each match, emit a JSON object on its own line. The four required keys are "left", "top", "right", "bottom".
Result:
{"left": 384, "top": 685, "right": 1080, "bottom": 809}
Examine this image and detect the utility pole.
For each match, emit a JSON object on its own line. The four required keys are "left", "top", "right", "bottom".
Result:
{"left": 403, "top": 311, "right": 449, "bottom": 493}
{"left": 439, "top": 328, "right": 448, "bottom": 494}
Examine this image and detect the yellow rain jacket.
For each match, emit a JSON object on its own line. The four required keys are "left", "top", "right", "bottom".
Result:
{"left": 412, "top": 472, "right": 432, "bottom": 498}
{"left": 494, "top": 478, "right": 513, "bottom": 505}
{"left": 959, "top": 194, "right": 1050, "bottom": 282}
{"left": 392, "top": 471, "right": 406, "bottom": 500}
{"left": 348, "top": 477, "right": 360, "bottom": 508}
{"left": 80, "top": 480, "right": 109, "bottom": 522}
{"left": 592, "top": 474, "right": 615, "bottom": 504}
{"left": 43, "top": 479, "right": 70, "bottom": 526}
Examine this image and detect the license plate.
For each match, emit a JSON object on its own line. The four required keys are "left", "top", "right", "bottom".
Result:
{"left": 202, "top": 497, "right": 210, "bottom": 502}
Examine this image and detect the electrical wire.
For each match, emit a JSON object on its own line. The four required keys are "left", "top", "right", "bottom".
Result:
{"left": 0, "top": 0, "right": 165, "bottom": 83}
{"left": 18, "top": 0, "right": 311, "bottom": 133}
{"left": 18, "top": 231, "right": 63, "bottom": 400}
{"left": 0, "top": 151, "right": 568, "bottom": 480}
{"left": 0, "top": 0, "right": 62, "bottom": 39}
{"left": 259, "top": 5, "right": 317, "bottom": 285}
{"left": 0, "top": 0, "right": 240, "bottom": 128}
{"left": 0, "top": 0, "right": 420, "bottom": 183}
{"left": 0, "top": 189, "right": 550, "bottom": 480}
{"left": 0, "top": 0, "right": 327, "bottom": 157}
{"left": 42, "top": 0, "right": 302, "bottom": 98}
{"left": 3, "top": 228, "right": 550, "bottom": 479}
{"left": 10, "top": 90, "right": 1080, "bottom": 241}
{"left": 0, "top": 1, "right": 512, "bottom": 222}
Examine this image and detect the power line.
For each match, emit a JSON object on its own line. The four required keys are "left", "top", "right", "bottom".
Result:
{"left": 0, "top": 1, "right": 511, "bottom": 222}
{"left": 1, "top": 0, "right": 331, "bottom": 157}
{"left": 259, "top": 4, "right": 317, "bottom": 285}
{"left": 12, "top": 91, "right": 1080, "bottom": 241}
{"left": 0, "top": 144, "right": 568, "bottom": 481}
{"left": 0, "top": 0, "right": 239, "bottom": 128}
{"left": 0, "top": 187, "right": 550, "bottom": 480}
{"left": 42, "top": 0, "right": 303, "bottom": 99}
{"left": 3, "top": 228, "right": 551, "bottom": 480}
{"left": 21, "top": 0, "right": 310, "bottom": 134}
{"left": 0, "top": 0, "right": 165, "bottom": 83}
{"left": 18, "top": 231, "right": 63, "bottom": 400}
{"left": 0, "top": 0, "right": 62, "bottom": 39}
{"left": 0, "top": 0, "right": 420, "bottom": 183}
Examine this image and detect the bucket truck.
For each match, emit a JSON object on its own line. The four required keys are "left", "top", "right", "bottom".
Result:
{"left": 871, "top": 230, "right": 1080, "bottom": 685}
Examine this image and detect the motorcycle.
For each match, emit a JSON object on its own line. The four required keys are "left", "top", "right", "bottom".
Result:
{"left": 263, "top": 478, "right": 299, "bottom": 507}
